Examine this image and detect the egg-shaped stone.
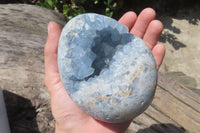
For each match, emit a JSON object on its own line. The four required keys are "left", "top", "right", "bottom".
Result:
{"left": 58, "top": 13, "right": 157, "bottom": 123}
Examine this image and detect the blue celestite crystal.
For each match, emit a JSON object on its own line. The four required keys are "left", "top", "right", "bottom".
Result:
{"left": 58, "top": 13, "right": 157, "bottom": 123}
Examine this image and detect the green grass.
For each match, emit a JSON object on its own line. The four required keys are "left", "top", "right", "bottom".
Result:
{"left": 35, "top": 0, "right": 118, "bottom": 21}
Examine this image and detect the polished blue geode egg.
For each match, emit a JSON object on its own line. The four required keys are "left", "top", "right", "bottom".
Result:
{"left": 58, "top": 13, "right": 157, "bottom": 123}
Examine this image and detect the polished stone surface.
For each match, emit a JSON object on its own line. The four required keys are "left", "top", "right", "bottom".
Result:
{"left": 58, "top": 13, "right": 157, "bottom": 123}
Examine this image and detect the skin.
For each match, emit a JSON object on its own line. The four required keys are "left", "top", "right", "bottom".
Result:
{"left": 44, "top": 8, "right": 165, "bottom": 133}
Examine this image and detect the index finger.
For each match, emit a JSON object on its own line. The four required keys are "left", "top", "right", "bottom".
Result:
{"left": 118, "top": 11, "right": 137, "bottom": 31}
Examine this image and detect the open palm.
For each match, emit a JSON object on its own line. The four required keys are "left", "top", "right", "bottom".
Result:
{"left": 44, "top": 8, "right": 165, "bottom": 133}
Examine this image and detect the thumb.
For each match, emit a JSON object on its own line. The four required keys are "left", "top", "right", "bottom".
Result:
{"left": 44, "top": 21, "right": 62, "bottom": 94}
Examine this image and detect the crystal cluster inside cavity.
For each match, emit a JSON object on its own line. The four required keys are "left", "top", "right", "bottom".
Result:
{"left": 60, "top": 16, "right": 129, "bottom": 81}
{"left": 58, "top": 13, "right": 157, "bottom": 123}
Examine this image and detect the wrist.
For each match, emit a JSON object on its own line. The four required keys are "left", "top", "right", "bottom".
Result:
{"left": 54, "top": 118, "right": 130, "bottom": 133}
{"left": 55, "top": 123, "right": 66, "bottom": 133}
{"left": 55, "top": 123, "right": 127, "bottom": 133}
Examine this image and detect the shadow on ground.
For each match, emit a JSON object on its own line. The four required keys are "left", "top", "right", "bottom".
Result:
{"left": 3, "top": 90, "right": 39, "bottom": 133}
{"left": 136, "top": 123, "right": 189, "bottom": 133}
{"left": 159, "top": 10, "right": 200, "bottom": 50}
{"left": 165, "top": 72, "right": 200, "bottom": 95}
{"left": 118, "top": 0, "right": 200, "bottom": 50}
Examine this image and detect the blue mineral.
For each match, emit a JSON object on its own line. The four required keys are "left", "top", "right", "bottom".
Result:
{"left": 58, "top": 13, "right": 157, "bottom": 123}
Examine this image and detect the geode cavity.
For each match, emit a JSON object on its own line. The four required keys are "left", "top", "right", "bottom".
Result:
{"left": 58, "top": 13, "right": 157, "bottom": 123}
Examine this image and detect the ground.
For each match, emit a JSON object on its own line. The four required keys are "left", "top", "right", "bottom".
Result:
{"left": 158, "top": 9, "right": 200, "bottom": 94}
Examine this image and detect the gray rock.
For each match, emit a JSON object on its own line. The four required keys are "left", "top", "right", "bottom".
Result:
{"left": 58, "top": 13, "right": 157, "bottom": 123}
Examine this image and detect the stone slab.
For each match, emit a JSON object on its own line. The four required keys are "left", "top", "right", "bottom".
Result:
{"left": 158, "top": 9, "right": 200, "bottom": 94}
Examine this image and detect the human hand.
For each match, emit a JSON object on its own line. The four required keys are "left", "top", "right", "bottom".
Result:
{"left": 44, "top": 8, "right": 165, "bottom": 133}
{"left": 119, "top": 8, "right": 165, "bottom": 69}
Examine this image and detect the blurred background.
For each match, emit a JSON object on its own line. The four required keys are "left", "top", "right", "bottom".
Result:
{"left": 1, "top": 0, "right": 200, "bottom": 20}
{"left": 0, "top": 1, "right": 200, "bottom": 132}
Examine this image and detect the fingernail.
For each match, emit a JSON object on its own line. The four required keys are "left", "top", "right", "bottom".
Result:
{"left": 48, "top": 22, "right": 52, "bottom": 35}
